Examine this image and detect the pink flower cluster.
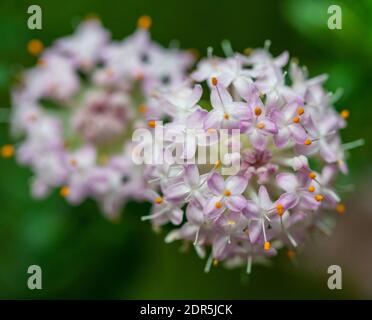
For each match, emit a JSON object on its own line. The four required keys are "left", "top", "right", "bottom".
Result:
{"left": 141, "top": 47, "right": 351, "bottom": 271}
{"left": 9, "top": 16, "right": 355, "bottom": 272}
{"left": 11, "top": 17, "right": 193, "bottom": 217}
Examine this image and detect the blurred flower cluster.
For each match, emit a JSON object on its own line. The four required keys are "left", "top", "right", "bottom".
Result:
{"left": 10, "top": 16, "right": 193, "bottom": 217}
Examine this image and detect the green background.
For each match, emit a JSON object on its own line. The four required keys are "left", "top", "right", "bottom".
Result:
{"left": 0, "top": 0, "right": 371, "bottom": 299}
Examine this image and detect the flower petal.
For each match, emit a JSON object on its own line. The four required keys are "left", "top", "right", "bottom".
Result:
{"left": 207, "top": 172, "right": 225, "bottom": 195}
{"left": 276, "top": 172, "right": 298, "bottom": 192}
{"left": 258, "top": 185, "right": 273, "bottom": 210}
{"left": 225, "top": 175, "right": 248, "bottom": 195}
{"left": 226, "top": 195, "right": 247, "bottom": 212}
{"left": 183, "top": 164, "right": 200, "bottom": 187}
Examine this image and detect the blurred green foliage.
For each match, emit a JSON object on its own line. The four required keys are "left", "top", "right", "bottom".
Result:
{"left": 0, "top": 0, "right": 371, "bottom": 299}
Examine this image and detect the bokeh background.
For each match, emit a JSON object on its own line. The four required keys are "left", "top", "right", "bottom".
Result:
{"left": 0, "top": 0, "right": 371, "bottom": 299}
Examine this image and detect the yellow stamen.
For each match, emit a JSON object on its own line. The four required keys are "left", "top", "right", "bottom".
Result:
{"left": 287, "top": 249, "right": 296, "bottom": 259}
{"left": 293, "top": 116, "right": 300, "bottom": 123}
{"left": 224, "top": 189, "right": 231, "bottom": 197}
{"left": 291, "top": 57, "right": 299, "bottom": 64}
{"left": 138, "top": 104, "right": 147, "bottom": 113}
{"left": 224, "top": 113, "right": 230, "bottom": 120}
{"left": 336, "top": 203, "right": 346, "bottom": 215}
{"left": 105, "top": 68, "right": 114, "bottom": 78}
{"left": 308, "top": 185, "right": 315, "bottom": 193}
{"left": 304, "top": 138, "right": 312, "bottom": 145}
{"left": 276, "top": 203, "right": 284, "bottom": 216}
{"left": 27, "top": 39, "right": 44, "bottom": 56}
{"left": 1, "top": 145, "right": 14, "bottom": 158}
{"left": 340, "top": 109, "right": 349, "bottom": 119}
{"left": 70, "top": 159, "right": 77, "bottom": 167}
{"left": 215, "top": 201, "right": 223, "bottom": 209}
{"left": 257, "top": 122, "right": 265, "bottom": 129}
{"left": 308, "top": 172, "right": 316, "bottom": 179}
{"left": 264, "top": 241, "right": 271, "bottom": 251}
{"left": 60, "top": 186, "right": 70, "bottom": 198}
{"left": 136, "top": 72, "right": 144, "bottom": 81}
{"left": 154, "top": 197, "right": 163, "bottom": 204}
{"left": 137, "top": 15, "right": 152, "bottom": 29}
{"left": 211, "top": 77, "right": 218, "bottom": 86}
{"left": 214, "top": 160, "right": 221, "bottom": 169}
{"left": 254, "top": 107, "right": 262, "bottom": 116}
{"left": 227, "top": 220, "right": 236, "bottom": 226}
{"left": 85, "top": 13, "right": 100, "bottom": 21}
{"left": 99, "top": 154, "right": 109, "bottom": 165}
{"left": 148, "top": 120, "right": 157, "bottom": 128}
{"left": 213, "top": 259, "right": 219, "bottom": 267}
{"left": 297, "top": 107, "right": 305, "bottom": 116}
{"left": 37, "top": 58, "right": 47, "bottom": 67}
{"left": 244, "top": 47, "right": 253, "bottom": 55}
{"left": 188, "top": 48, "right": 200, "bottom": 60}
{"left": 314, "top": 194, "right": 324, "bottom": 202}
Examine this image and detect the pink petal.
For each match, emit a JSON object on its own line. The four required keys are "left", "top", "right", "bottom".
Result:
{"left": 225, "top": 175, "right": 248, "bottom": 195}
{"left": 207, "top": 172, "right": 225, "bottom": 195}
{"left": 276, "top": 172, "right": 298, "bottom": 192}
{"left": 204, "top": 110, "right": 223, "bottom": 130}
{"left": 261, "top": 119, "right": 278, "bottom": 134}
{"left": 184, "top": 165, "right": 200, "bottom": 187}
{"left": 186, "top": 203, "right": 204, "bottom": 224}
{"left": 300, "top": 192, "right": 321, "bottom": 210}
{"left": 274, "top": 127, "right": 290, "bottom": 148}
{"left": 226, "top": 195, "right": 247, "bottom": 212}
{"left": 210, "top": 85, "right": 232, "bottom": 110}
{"left": 249, "top": 129, "right": 267, "bottom": 150}
{"left": 204, "top": 196, "right": 224, "bottom": 217}
{"left": 277, "top": 192, "right": 299, "bottom": 210}
{"left": 319, "top": 141, "right": 337, "bottom": 163}
{"left": 165, "top": 182, "right": 190, "bottom": 201}
{"left": 170, "top": 207, "right": 183, "bottom": 225}
{"left": 288, "top": 123, "right": 307, "bottom": 144}
{"left": 243, "top": 200, "right": 260, "bottom": 218}
{"left": 258, "top": 185, "right": 273, "bottom": 210}
{"left": 187, "top": 84, "right": 203, "bottom": 107}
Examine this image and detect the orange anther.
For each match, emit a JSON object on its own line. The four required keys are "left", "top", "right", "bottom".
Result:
{"left": 254, "top": 107, "right": 262, "bottom": 116}
{"left": 148, "top": 120, "right": 157, "bottom": 128}
{"left": 293, "top": 116, "right": 300, "bottom": 123}
{"left": 276, "top": 203, "right": 284, "bottom": 216}
{"left": 27, "top": 39, "right": 44, "bottom": 56}
{"left": 340, "top": 109, "right": 349, "bottom": 119}
{"left": 308, "top": 172, "right": 316, "bottom": 179}
{"left": 297, "top": 107, "right": 305, "bottom": 116}
{"left": 1, "top": 145, "right": 14, "bottom": 158}
{"left": 264, "top": 241, "right": 271, "bottom": 251}
{"left": 154, "top": 197, "right": 163, "bottom": 204}
{"left": 224, "top": 190, "right": 231, "bottom": 197}
{"left": 137, "top": 15, "right": 152, "bottom": 29}
{"left": 336, "top": 203, "right": 346, "bottom": 215}
{"left": 60, "top": 186, "right": 70, "bottom": 198}
{"left": 215, "top": 201, "right": 223, "bottom": 209}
